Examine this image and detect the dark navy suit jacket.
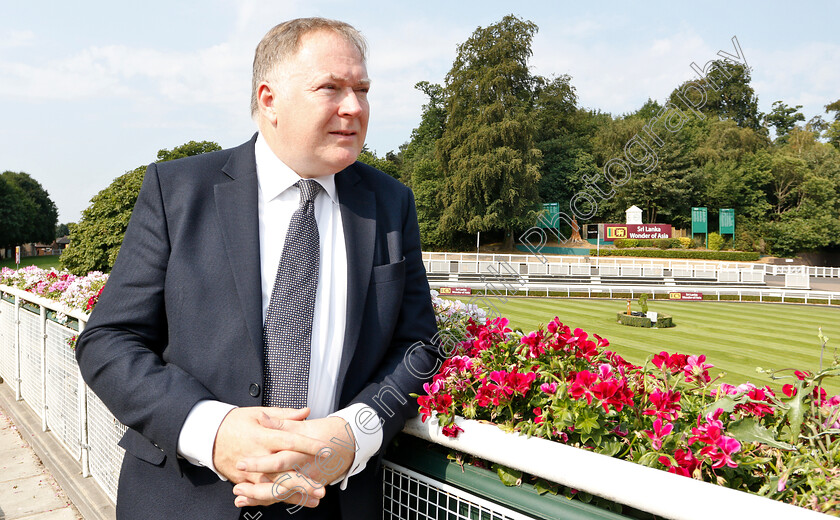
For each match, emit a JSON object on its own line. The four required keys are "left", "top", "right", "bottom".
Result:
{"left": 75, "top": 135, "right": 441, "bottom": 519}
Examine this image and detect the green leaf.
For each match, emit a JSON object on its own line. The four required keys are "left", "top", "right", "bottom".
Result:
{"left": 728, "top": 417, "right": 796, "bottom": 451}
{"left": 534, "top": 479, "right": 558, "bottom": 496}
{"left": 704, "top": 396, "right": 737, "bottom": 415}
{"left": 492, "top": 464, "right": 522, "bottom": 487}
{"left": 574, "top": 409, "right": 600, "bottom": 434}
{"left": 784, "top": 380, "right": 806, "bottom": 443}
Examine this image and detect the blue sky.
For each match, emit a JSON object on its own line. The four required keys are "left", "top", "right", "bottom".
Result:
{"left": 2, "top": 1, "right": 839, "bottom": 222}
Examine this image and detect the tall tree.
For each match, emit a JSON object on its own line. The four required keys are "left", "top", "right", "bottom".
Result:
{"left": 0, "top": 176, "right": 35, "bottom": 249}
{"left": 61, "top": 141, "right": 221, "bottom": 274}
{"left": 436, "top": 15, "right": 542, "bottom": 249}
{"left": 1, "top": 171, "right": 58, "bottom": 244}
{"left": 765, "top": 101, "right": 805, "bottom": 144}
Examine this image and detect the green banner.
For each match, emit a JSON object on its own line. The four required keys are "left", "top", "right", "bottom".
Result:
{"left": 691, "top": 207, "right": 707, "bottom": 234}
{"left": 539, "top": 202, "right": 559, "bottom": 229}
{"left": 719, "top": 208, "right": 735, "bottom": 235}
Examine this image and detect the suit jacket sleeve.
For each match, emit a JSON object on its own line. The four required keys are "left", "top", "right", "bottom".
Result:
{"left": 75, "top": 162, "right": 216, "bottom": 467}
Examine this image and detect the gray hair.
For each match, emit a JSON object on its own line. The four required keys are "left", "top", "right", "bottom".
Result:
{"left": 250, "top": 17, "right": 368, "bottom": 117}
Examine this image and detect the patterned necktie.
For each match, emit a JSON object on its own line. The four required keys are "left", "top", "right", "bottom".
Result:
{"left": 263, "top": 179, "right": 322, "bottom": 408}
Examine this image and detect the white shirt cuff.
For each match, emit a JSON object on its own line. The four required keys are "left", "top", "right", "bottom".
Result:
{"left": 177, "top": 400, "right": 237, "bottom": 481}
{"left": 328, "top": 403, "right": 383, "bottom": 490}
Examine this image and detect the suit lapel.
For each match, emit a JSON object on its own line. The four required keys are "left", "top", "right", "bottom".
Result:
{"left": 215, "top": 137, "right": 264, "bottom": 359}
{"left": 335, "top": 165, "right": 375, "bottom": 399}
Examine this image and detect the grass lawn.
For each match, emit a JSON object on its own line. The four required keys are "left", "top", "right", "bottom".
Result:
{"left": 453, "top": 296, "right": 840, "bottom": 395}
{"left": 0, "top": 254, "right": 63, "bottom": 270}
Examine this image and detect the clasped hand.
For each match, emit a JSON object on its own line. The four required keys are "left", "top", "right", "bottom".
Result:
{"left": 213, "top": 407, "right": 355, "bottom": 510}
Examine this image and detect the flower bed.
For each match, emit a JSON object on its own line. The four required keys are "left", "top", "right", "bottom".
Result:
{"left": 0, "top": 266, "right": 107, "bottom": 327}
{"left": 418, "top": 291, "right": 840, "bottom": 515}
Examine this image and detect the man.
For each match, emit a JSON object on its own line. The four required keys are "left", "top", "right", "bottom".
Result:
{"left": 76, "top": 18, "right": 441, "bottom": 519}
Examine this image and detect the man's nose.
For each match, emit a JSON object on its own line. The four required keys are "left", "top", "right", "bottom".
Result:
{"left": 338, "top": 89, "right": 364, "bottom": 117}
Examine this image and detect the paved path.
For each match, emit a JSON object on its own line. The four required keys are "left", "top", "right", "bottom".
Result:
{"left": 0, "top": 406, "right": 82, "bottom": 520}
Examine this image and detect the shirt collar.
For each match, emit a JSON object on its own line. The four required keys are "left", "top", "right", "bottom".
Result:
{"left": 254, "top": 132, "right": 338, "bottom": 204}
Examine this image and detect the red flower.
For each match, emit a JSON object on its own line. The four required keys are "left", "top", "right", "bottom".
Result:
{"left": 644, "top": 389, "right": 682, "bottom": 421}
{"left": 533, "top": 407, "right": 544, "bottom": 424}
{"left": 782, "top": 384, "right": 797, "bottom": 398}
{"left": 442, "top": 423, "right": 464, "bottom": 438}
{"left": 568, "top": 370, "right": 597, "bottom": 404}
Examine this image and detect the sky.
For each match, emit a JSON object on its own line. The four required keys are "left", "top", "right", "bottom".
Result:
{"left": 2, "top": 1, "right": 839, "bottom": 223}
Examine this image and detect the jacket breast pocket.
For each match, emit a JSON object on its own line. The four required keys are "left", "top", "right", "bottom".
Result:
{"left": 370, "top": 257, "right": 405, "bottom": 285}
{"left": 118, "top": 428, "right": 166, "bottom": 466}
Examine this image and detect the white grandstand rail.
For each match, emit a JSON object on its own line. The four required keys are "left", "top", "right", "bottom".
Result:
{"left": 427, "top": 281, "right": 839, "bottom": 305}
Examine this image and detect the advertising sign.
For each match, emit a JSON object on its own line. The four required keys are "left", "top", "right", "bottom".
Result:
{"left": 691, "top": 207, "right": 707, "bottom": 234}
{"left": 604, "top": 224, "right": 672, "bottom": 241}
{"left": 439, "top": 287, "right": 472, "bottom": 296}
{"left": 720, "top": 208, "right": 735, "bottom": 235}
{"left": 668, "top": 292, "right": 703, "bottom": 301}
{"left": 15, "top": 246, "right": 20, "bottom": 265}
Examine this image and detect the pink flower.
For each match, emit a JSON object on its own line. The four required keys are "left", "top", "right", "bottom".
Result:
{"left": 644, "top": 418, "right": 674, "bottom": 450}
{"left": 540, "top": 382, "right": 557, "bottom": 394}
{"left": 684, "top": 355, "right": 713, "bottom": 384}
{"left": 533, "top": 407, "right": 544, "bottom": 424}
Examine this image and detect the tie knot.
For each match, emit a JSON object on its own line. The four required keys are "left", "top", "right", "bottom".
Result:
{"left": 296, "top": 179, "right": 322, "bottom": 205}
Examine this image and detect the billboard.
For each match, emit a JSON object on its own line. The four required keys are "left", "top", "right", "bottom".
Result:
{"left": 439, "top": 287, "right": 472, "bottom": 296}
{"left": 604, "top": 224, "right": 672, "bottom": 241}
{"left": 668, "top": 292, "right": 703, "bottom": 300}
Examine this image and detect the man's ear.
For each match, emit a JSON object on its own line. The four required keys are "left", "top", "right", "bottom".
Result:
{"left": 257, "top": 81, "right": 278, "bottom": 125}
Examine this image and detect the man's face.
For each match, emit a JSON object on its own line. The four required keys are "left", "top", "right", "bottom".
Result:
{"left": 261, "top": 30, "right": 370, "bottom": 178}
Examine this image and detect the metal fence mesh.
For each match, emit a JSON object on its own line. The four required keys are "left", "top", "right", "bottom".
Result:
{"left": 19, "top": 307, "right": 43, "bottom": 416}
{"left": 382, "top": 462, "right": 535, "bottom": 520}
{"left": 45, "top": 320, "right": 81, "bottom": 459}
{"left": 86, "top": 386, "right": 126, "bottom": 502}
{"left": 0, "top": 299, "right": 15, "bottom": 383}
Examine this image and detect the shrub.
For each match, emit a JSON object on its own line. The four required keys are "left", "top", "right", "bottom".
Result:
{"left": 613, "top": 238, "right": 638, "bottom": 248}
{"left": 654, "top": 238, "right": 672, "bottom": 249}
{"left": 678, "top": 237, "right": 693, "bottom": 249}
{"left": 708, "top": 232, "right": 724, "bottom": 251}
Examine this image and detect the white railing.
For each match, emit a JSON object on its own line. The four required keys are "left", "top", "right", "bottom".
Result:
{"left": 0, "top": 285, "right": 125, "bottom": 501}
{"left": 428, "top": 281, "right": 840, "bottom": 305}
{"left": 422, "top": 251, "right": 840, "bottom": 278}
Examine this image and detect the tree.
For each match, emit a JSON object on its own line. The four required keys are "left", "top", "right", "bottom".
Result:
{"left": 61, "top": 141, "right": 221, "bottom": 275}
{"left": 1, "top": 171, "right": 58, "bottom": 244}
{"left": 56, "top": 222, "right": 72, "bottom": 237}
{"left": 824, "top": 99, "right": 840, "bottom": 150}
{"left": 436, "top": 15, "right": 542, "bottom": 249}
{"left": 0, "top": 175, "right": 35, "bottom": 249}
{"left": 357, "top": 146, "right": 400, "bottom": 179}
{"left": 765, "top": 101, "right": 805, "bottom": 144}
{"left": 668, "top": 61, "right": 763, "bottom": 131}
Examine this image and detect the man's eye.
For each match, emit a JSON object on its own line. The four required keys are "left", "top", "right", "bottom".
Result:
{"left": 320, "top": 84, "right": 337, "bottom": 90}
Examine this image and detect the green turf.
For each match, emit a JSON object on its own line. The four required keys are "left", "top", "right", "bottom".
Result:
{"left": 454, "top": 296, "right": 840, "bottom": 395}
{"left": 0, "top": 254, "right": 63, "bottom": 270}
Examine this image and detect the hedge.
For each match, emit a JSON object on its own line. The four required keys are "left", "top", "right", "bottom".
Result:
{"left": 616, "top": 312, "right": 674, "bottom": 328}
{"left": 593, "top": 249, "right": 760, "bottom": 261}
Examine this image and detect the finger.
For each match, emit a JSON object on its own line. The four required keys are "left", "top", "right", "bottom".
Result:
{"left": 260, "top": 407, "right": 310, "bottom": 425}
{"left": 236, "top": 450, "right": 314, "bottom": 474}
{"left": 233, "top": 476, "right": 325, "bottom": 507}
{"left": 259, "top": 429, "right": 326, "bottom": 457}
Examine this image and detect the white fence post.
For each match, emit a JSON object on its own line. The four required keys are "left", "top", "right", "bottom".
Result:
{"left": 78, "top": 319, "right": 91, "bottom": 478}
{"left": 13, "top": 294, "right": 21, "bottom": 401}
{"left": 40, "top": 303, "right": 48, "bottom": 432}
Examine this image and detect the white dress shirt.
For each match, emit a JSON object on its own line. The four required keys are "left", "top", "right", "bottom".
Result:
{"left": 176, "top": 133, "right": 382, "bottom": 487}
